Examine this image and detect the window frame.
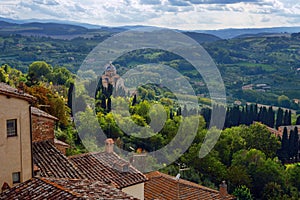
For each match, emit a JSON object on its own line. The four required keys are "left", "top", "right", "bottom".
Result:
{"left": 7, "top": 119, "right": 17, "bottom": 137}
{"left": 12, "top": 172, "right": 21, "bottom": 184}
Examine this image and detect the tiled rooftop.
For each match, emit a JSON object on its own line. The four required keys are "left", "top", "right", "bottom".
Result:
{"left": 145, "top": 171, "right": 236, "bottom": 200}
{"left": 31, "top": 106, "right": 58, "bottom": 120}
{"left": 33, "top": 141, "right": 85, "bottom": 179}
{"left": 0, "top": 82, "right": 36, "bottom": 102}
{"left": 0, "top": 178, "right": 81, "bottom": 200}
{"left": 69, "top": 152, "right": 147, "bottom": 189}
{"left": 48, "top": 178, "right": 139, "bottom": 200}
{"left": 0, "top": 177, "right": 138, "bottom": 200}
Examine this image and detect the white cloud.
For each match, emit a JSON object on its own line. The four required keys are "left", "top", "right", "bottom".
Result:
{"left": 0, "top": 0, "right": 299, "bottom": 29}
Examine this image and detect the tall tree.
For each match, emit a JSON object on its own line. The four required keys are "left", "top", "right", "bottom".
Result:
{"left": 283, "top": 110, "right": 291, "bottom": 125}
{"left": 288, "top": 110, "right": 292, "bottom": 125}
{"left": 276, "top": 108, "right": 283, "bottom": 129}
{"left": 107, "top": 97, "right": 112, "bottom": 113}
{"left": 296, "top": 116, "right": 300, "bottom": 125}
{"left": 132, "top": 94, "right": 137, "bottom": 106}
{"left": 101, "top": 95, "right": 106, "bottom": 110}
{"left": 267, "top": 106, "right": 275, "bottom": 127}
{"left": 288, "top": 130, "right": 296, "bottom": 158}
{"left": 27, "top": 61, "right": 52, "bottom": 84}
{"left": 294, "top": 127, "right": 299, "bottom": 160}
{"left": 278, "top": 127, "right": 289, "bottom": 163}
{"left": 67, "top": 83, "right": 74, "bottom": 109}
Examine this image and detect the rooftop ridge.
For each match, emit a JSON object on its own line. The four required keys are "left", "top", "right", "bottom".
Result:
{"left": 33, "top": 140, "right": 85, "bottom": 179}
{"left": 147, "top": 171, "right": 219, "bottom": 193}
{"left": 39, "top": 177, "right": 83, "bottom": 198}
{"left": 0, "top": 82, "right": 36, "bottom": 102}
{"left": 31, "top": 106, "right": 58, "bottom": 120}
{"left": 69, "top": 151, "right": 147, "bottom": 189}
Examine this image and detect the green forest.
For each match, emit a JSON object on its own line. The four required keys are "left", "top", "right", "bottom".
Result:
{"left": 0, "top": 27, "right": 300, "bottom": 110}
{"left": 1, "top": 59, "right": 300, "bottom": 199}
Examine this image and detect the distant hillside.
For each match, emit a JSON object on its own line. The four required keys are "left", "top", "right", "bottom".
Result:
{"left": 199, "top": 27, "right": 300, "bottom": 39}
{"left": 0, "top": 20, "right": 125, "bottom": 39}
{"left": 183, "top": 31, "right": 221, "bottom": 43}
{"left": 0, "top": 18, "right": 299, "bottom": 108}
{"left": 0, "top": 20, "right": 220, "bottom": 42}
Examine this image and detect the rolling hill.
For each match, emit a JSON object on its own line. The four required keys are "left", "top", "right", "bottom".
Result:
{"left": 0, "top": 18, "right": 299, "bottom": 109}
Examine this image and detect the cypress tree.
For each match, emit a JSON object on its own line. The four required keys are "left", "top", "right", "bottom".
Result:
{"left": 254, "top": 104, "right": 258, "bottom": 121}
{"left": 231, "top": 106, "right": 241, "bottom": 126}
{"left": 201, "top": 107, "right": 211, "bottom": 128}
{"left": 283, "top": 110, "right": 292, "bottom": 126}
{"left": 240, "top": 106, "right": 246, "bottom": 125}
{"left": 101, "top": 95, "right": 106, "bottom": 110}
{"left": 95, "top": 77, "right": 102, "bottom": 99}
{"left": 67, "top": 82, "right": 74, "bottom": 111}
{"left": 296, "top": 116, "right": 300, "bottom": 125}
{"left": 281, "top": 127, "right": 289, "bottom": 162}
{"left": 107, "top": 84, "right": 113, "bottom": 97}
{"left": 247, "top": 104, "right": 254, "bottom": 125}
{"left": 267, "top": 106, "right": 275, "bottom": 127}
{"left": 132, "top": 94, "right": 137, "bottom": 106}
{"left": 276, "top": 108, "right": 283, "bottom": 129}
{"left": 294, "top": 127, "right": 299, "bottom": 160}
{"left": 288, "top": 110, "right": 292, "bottom": 125}
{"left": 107, "top": 97, "right": 112, "bottom": 112}
{"left": 258, "top": 106, "right": 268, "bottom": 125}
{"left": 177, "top": 107, "right": 182, "bottom": 116}
{"left": 170, "top": 109, "right": 174, "bottom": 120}
{"left": 289, "top": 129, "right": 296, "bottom": 159}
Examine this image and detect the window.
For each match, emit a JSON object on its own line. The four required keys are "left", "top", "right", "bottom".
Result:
{"left": 12, "top": 172, "right": 20, "bottom": 184}
{"left": 7, "top": 119, "right": 17, "bottom": 137}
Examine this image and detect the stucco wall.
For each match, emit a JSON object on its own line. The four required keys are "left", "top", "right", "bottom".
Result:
{"left": 122, "top": 182, "right": 144, "bottom": 200}
{"left": 0, "top": 95, "right": 32, "bottom": 187}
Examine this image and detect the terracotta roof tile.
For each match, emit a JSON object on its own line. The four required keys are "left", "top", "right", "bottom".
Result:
{"left": 0, "top": 177, "right": 138, "bottom": 200}
{"left": 0, "top": 178, "right": 81, "bottom": 200}
{"left": 31, "top": 107, "right": 58, "bottom": 121}
{"left": 33, "top": 141, "right": 85, "bottom": 179}
{"left": 145, "top": 171, "right": 236, "bottom": 200}
{"left": 69, "top": 152, "right": 147, "bottom": 189}
{"left": 47, "top": 178, "right": 139, "bottom": 200}
{"left": 0, "top": 82, "right": 36, "bottom": 103}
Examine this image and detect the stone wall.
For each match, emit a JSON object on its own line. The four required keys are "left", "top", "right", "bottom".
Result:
{"left": 31, "top": 115, "right": 55, "bottom": 143}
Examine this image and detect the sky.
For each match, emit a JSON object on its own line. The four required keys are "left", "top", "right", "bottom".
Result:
{"left": 0, "top": 0, "right": 300, "bottom": 30}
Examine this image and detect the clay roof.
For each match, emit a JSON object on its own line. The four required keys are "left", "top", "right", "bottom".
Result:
{"left": 31, "top": 106, "right": 58, "bottom": 121}
{"left": 145, "top": 171, "right": 236, "bottom": 200}
{"left": 0, "top": 177, "right": 138, "bottom": 200}
{"left": 47, "top": 178, "right": 138, "bottom": 200}
{"left": 33, "top": 141, "right": 85, "bottom": 179}
{"left": 69, "top": 152, "right": 147, "bottom": 189}
{"left": 0, "top": 82, "right": 36, "bottom": 103}
{"left": 0, "top": 178, "right": 80, "bottom": 200}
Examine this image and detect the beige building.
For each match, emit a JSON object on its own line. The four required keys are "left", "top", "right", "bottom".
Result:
{"left": 102, "top": 63, "right": 121, "bottom": 88}
{"left": 0, "top": 83, "right": 36, "bottom": 188}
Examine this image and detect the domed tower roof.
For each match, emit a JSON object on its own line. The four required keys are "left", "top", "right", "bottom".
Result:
{"left": 105, "top": 62, "right": 116, "bottom": 72}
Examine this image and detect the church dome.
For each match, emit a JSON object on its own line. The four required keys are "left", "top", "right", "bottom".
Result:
{"left": 105, "top": 62, "right": 116, "bottom": 72}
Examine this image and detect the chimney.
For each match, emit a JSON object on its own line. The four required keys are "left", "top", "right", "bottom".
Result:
{"left": 105, "top": 138, "right": 114, "bottom": 153}
{"left": 219, "top": 181, "right": 228, "bottom": 199}
{"left": 1, "top": 182, "right": 10, "bottom": 192}
{"left": 33, "top": 164, "right": 41, "bottom": 177}
{"left": 17, "top": 82, "right": 25, "bottom": 94}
